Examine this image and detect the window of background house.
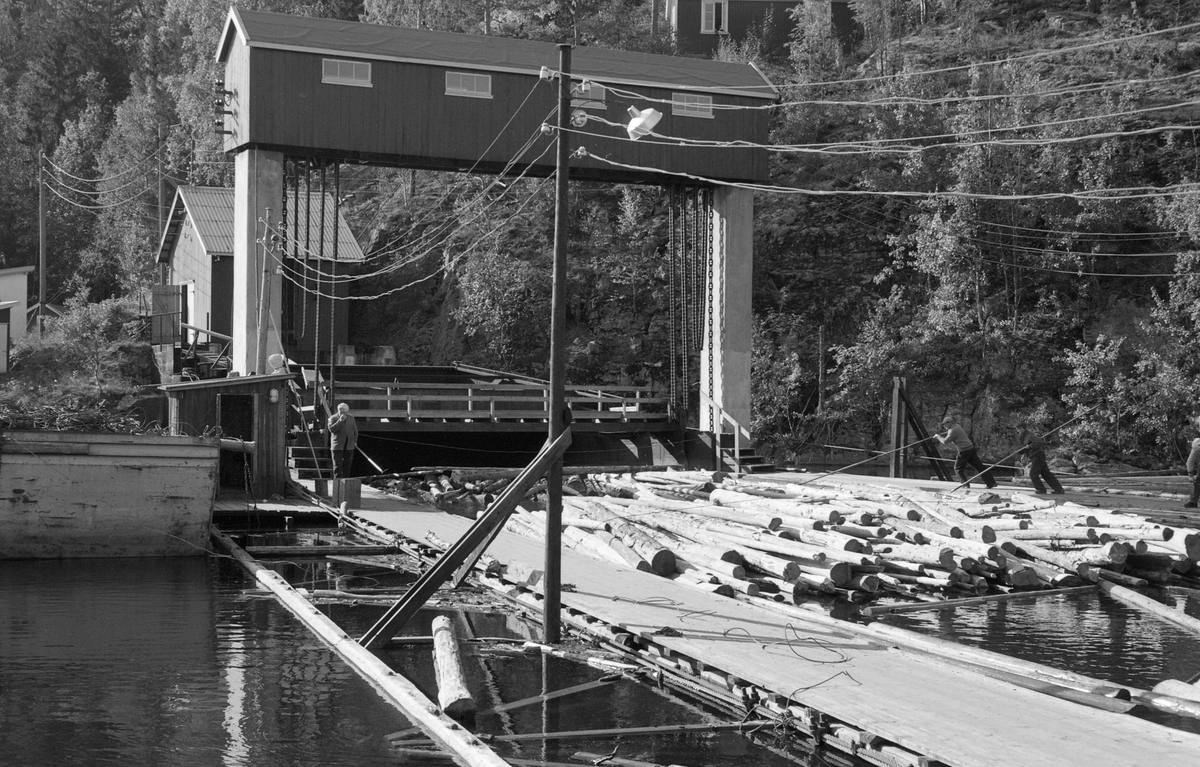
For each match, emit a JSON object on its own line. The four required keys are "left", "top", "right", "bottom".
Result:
{"left": 701, "top": 1, "right": 728, "bottom": 34}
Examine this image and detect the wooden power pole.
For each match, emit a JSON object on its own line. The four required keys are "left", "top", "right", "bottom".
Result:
{"left": 544, "top": 43, "right": 572, "bottom": 644}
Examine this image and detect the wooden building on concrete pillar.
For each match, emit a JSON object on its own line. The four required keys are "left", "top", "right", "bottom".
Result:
{"left": 213, "top": 6, "right": 772, "bottom": 445}
{"left": 215, "top": 7, "right": 776, "bottom": 184}
{"left": 160, "top": 372, "right": 294, "bottom": 498}
{"left": 155, "top": 185, "right": 364, "bottom": 376}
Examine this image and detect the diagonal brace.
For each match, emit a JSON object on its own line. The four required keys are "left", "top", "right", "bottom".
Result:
{"left": 359, "top": 428, "right": 573, "bottom": 648}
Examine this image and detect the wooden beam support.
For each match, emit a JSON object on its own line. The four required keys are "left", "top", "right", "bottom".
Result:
{"left": 358, "top": 429, "right": 572, "bottom": 648}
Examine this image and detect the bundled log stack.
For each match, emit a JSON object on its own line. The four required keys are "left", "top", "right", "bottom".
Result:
{"left": 437, "top": 469, "right": 1200, "bottom": 610}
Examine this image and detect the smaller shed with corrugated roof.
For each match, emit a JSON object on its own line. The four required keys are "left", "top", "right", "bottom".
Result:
{"left": 157, "top": 185, "right": 363, "bottom": 366}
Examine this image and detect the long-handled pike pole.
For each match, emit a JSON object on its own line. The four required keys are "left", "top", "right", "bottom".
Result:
{"left": 793, "top": 436, "right": 934, "bottom": 487}
{"left": 950, "top": 402, "right": 1105, "bottom": 492}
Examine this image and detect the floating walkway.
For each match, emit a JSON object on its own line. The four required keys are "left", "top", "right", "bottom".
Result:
{"left": 343, "top": 485, "right": 1200, "bottom": 767}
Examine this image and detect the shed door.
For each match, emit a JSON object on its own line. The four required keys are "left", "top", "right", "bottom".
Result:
{"left": 211, "top": 256, "right": 234, "bottom": 338}
{"left": 217, "top": 393, "right": 254, "bottom": 490}
{"left": 151, "top": 284, "right": 182, "bottom": 345}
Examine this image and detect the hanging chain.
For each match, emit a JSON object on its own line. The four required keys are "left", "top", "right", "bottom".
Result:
{"left": 241, "top": 446, "right": 256, "bottom": 505}
{"left": 705, "top": 188, "right": 715, "bottom": 433}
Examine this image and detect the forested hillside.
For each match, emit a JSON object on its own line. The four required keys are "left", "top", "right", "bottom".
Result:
{"left": 1, "top": 0, "right": 1197, "bottom": 469}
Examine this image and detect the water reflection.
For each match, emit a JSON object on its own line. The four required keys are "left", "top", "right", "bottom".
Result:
{"left": 0, "top": 558, "right": 410, "bottom": 767}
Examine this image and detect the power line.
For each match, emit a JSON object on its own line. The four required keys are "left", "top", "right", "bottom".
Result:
{"left": 576, "top": 101, "right": 1200, "bottom": 155}
{"left": 604, "top": 70, "right": 1200, "bottom": 111}
{"left": 278, "top": 140, "right": 555, "bottom": 284}
{"left": 41, "top": 143, "right": 171, "bottom": 183}
{"left": 773, "top": 20, "right": 1200, "bottom": 92}
{"left": 841, "top": 198, "right": 1190, "bottom": 247}
{"left": 269, "top": 174, "right": 554, "bottom": 301}
{"left": 580, "top": 150, "right": 1200, "bottom": 201}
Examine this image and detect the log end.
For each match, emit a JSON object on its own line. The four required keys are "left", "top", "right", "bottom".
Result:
{"left": 650, "top": 550, "right": 678, "bottom": 577}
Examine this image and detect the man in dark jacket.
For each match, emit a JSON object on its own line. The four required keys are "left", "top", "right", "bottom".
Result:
{"left": 1018, "top": 422, "right": 1064, "bottom": 495}
{"left": 327, "top": 402, "right": 358, "bottom": 479}
{"left": 935, "top": 415, "right": 997, "bottom": 488}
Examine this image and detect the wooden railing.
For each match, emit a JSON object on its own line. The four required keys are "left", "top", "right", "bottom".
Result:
{"left": 700, "top": 390, "right": 751, "bottom": 474}
{"left": 328, "top": 380, "right": 669, "bottom": 424}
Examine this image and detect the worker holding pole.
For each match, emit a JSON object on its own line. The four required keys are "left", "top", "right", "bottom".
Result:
{"left": 935, "top": 415, "right": 997, "bottom": 489}
{"left": 1018, "top": 422, "right": 1064, "bottom": 495}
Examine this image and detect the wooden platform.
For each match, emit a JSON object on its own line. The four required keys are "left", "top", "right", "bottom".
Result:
{"left": 344, "top": 486, "right": 1200, "bottom": 767}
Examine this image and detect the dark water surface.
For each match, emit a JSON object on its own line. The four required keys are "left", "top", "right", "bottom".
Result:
{"left": 0, "top": 557, "right": 410, "bottom": 767}
{"left": 0, "top": 556, "right": 804, "bottom": 767}
{"left": 5, "top": 554, "right": 1200, "bottom": 767}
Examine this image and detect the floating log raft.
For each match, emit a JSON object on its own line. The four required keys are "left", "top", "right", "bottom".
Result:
{"left": 371, "top": 467, "right": 1200, "bottom": 614}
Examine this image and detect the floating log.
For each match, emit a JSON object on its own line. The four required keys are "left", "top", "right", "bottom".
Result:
{"left": 794, "top": 571, "right": 838, "bottom": 593}
{"left": 1126, "top": 552, "right": 1193, "bottom": 573}
{"left": 875, "top": 543, "right": 955, "bottom": 569}
{"left": 590, "top": 530, "right": 653, "bottom": 573}
{"left": 830, "top": 523, "right": 891, "bottom": 540}
{"left": 671, "top": 573, "right": 736, "bottom": 597}
{"left": 572, "top": 752, "right": 671, "bottom": 767}
{"left": 673, "top": 552, "right": 745, "bottom": 580}
{"left": 244, "top": 544, "right": 403, "bottom": 556}
{"left": 795, "top": 560, "right": 855, "bottom": 587}
{"left": 430, "top": 616, "right": 474, "bottom": 720}
{"left": 758, "top": 575, "right": 810, "bottom": 601}
{"left": 1097, "top": 569, "right": 1149, "bottom": 589}
{"left": 629, "top": 491, "right": 782, "bottom": 530}
{"left": 561, "top": 526, "right": 631, "bottom": 569}
{"left": 738, "top": 548, "right": 801, "bottom": 581}
{"left": 1151, "top": 680, "right": 1200, "bottom": 704}
{"left": 581, "top": 501, "right": 677, "bottom": 575}
{"left": 1098, "top": 579, "right": 1200, "bottom": 636}
{"left": 996, "top": 538, "right": 1107, "bottom": 580}
{"left": 861, "top": 585, "right": 1095, "bottom": 616}
{"left": 709, "top": 488, "right": 844, "bottom": 523}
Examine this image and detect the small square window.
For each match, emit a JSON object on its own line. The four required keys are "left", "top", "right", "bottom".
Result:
{"left": 322, "top": 58, "right": 372, "bottom": 87}
{"left": 672, "top": 92, "right": 714, "bottom": 118}
{"left": 446, "top": 71, "right": 492, "bottom": 99}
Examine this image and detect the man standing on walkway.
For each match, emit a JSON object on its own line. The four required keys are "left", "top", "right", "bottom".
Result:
{"left": 1018, "top": 422, "right": 1064, "bottom": 495}
{"left": 935, "top": 415, "right": 997, "bottom": 488}
{"left": 328, "top": 402, "right": 358, "bottom": 479}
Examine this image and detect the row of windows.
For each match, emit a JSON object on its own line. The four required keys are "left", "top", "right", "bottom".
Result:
{"left": 320, "top": 58, "right": 716, "bottom": 117}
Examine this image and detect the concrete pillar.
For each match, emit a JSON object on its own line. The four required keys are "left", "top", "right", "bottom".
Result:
{"left": 233, "top": 149, "right": 285, "bottom": 375}
{"left": 701, "top": 186, "right": 753, "bottom": 436}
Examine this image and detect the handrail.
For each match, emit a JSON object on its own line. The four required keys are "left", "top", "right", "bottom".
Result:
{"left": 699, "top": 390, "right": 751, "bottom": 475}
{"left": 180, "top": 322, "right": 234, "bottom": 342}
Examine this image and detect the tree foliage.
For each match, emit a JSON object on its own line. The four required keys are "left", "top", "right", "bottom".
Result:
{"left": 2, "top": 0, "right": 1200, "bottom": 467}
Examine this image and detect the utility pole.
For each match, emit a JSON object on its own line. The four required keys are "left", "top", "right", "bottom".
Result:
{"left": 817, "top": 324, "right": 825, "bottom": 414}
{"left": 544, "top": 43, "right": 572, "bottom": 644}
{"left": 37, "top": 149, "right": 46, "bottom": 336}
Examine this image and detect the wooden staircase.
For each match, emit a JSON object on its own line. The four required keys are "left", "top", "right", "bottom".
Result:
{"left": 288, "top": 438, "right": 332, "bottom": 481}
{"left": 721, "top": 435, "right": 775, "bottom": 474}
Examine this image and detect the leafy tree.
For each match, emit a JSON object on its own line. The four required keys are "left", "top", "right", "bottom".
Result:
{"left": 9, "top": 295, "right": 149, "bottom": 394}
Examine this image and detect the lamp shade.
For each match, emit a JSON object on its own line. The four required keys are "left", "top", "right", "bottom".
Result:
{"left": 626, "top": 106, "right": 662, "bottom": 140}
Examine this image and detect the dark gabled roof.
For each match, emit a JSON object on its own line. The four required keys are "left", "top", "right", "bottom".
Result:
{"left": 158, "top": 186, "right": 364, "bottom": 264}
{"left": 217, "top": 7, "right": 776, "bottom": 100}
